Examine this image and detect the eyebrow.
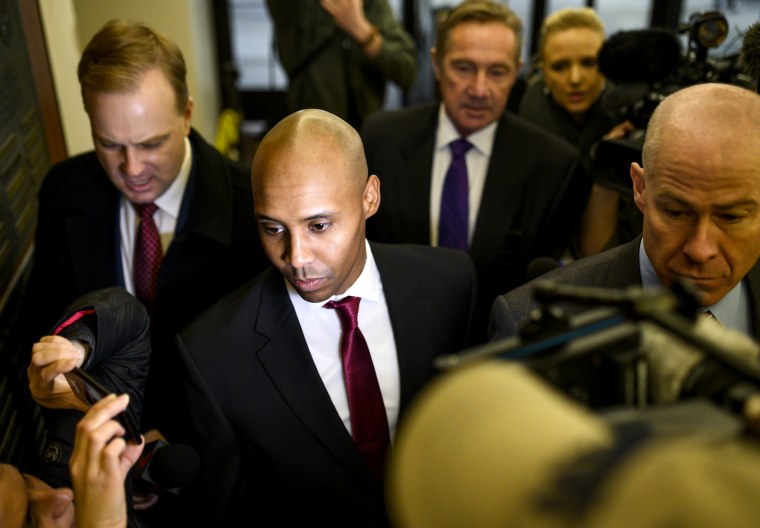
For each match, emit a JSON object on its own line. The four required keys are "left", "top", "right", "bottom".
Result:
{"left": 657, "top": 192, "right": 759, "bottom": 210}
{"left": 93, "top": 133, "right": 170, "bottom": 145}
{"left": 256, "top": 210, "right": 339, "bottom": 223}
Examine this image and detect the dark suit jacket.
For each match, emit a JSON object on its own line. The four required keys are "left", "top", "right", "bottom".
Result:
{"left": 489, "top": 237, "right": 760, "bottom": 340}
{"left": 361, "top": 104, "right": 589, "bottom": 343}
{"left": 22, "top": 129, "right": 270, "bottom": 435}
{"left": 174, "top": 243, "right": 477, "bottom": 527}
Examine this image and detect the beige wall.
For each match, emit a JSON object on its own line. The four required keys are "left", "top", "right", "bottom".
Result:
{"left": 39, "top": 0, "right": 220, "bottom": 156}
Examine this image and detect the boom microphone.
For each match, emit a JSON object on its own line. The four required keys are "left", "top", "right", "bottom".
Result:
{"left": 134, "top": 440, "right": 201, "bottom": 495}
{"left": 598, "top": 28, "right": 683, "bottom": 84}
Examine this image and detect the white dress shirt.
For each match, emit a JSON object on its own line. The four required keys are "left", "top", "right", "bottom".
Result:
{"left": 287, "top": 240, "right": 401, "bottom": 440}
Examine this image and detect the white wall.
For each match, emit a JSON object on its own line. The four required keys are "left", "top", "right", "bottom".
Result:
{"left": 39, "top": 0, "right": 220, "bottom": 157}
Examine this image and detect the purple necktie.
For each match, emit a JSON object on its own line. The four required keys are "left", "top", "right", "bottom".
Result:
{"left": 324, "top": 296, "right": 390, "bottom": 479}
{"left": 133, "top": 202, "right": 162, "bottom": 312}
{"left": 438, "top": 138, "right": 473, "bottom": 250}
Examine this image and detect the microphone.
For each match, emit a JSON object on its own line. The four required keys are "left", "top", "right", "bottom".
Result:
{"left": 740, "top": 21, "right": 760, "bottom": 92}
{"left": 133, "top": 440, "right": 201, "bottom": 495}
{"left": 526, "top": 257, "right": 559, "bottom": 281}
{"left": 598, "top": 28, "right": 683, "bottom": 84}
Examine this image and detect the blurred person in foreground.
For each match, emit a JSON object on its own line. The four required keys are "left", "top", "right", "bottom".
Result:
{"left": 0, "top": 395, "right": 143, "bottom": 528}
{"left": 3, "top": 287, "right": 150, "bottom": 527}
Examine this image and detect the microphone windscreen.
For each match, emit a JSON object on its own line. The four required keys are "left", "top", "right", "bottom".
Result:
{"left": 149, "top": 443, "right": 201, "bottom": 489}
{"left": 740, "top": 21, "right": 760, "bottom": 80}
{"left": 599, "top": 28, "right": 682, "bottom": 84}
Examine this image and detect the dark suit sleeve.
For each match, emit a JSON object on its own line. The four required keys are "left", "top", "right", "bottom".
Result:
{"left": 172, "top": 333, "right": 247, "bottom": 526}
{"left": 488, "top": 289, "right": 533, "bottom": 341}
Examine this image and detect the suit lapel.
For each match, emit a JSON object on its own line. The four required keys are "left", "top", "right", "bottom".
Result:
{"left": 394, "top": 108, "right": 438, "bottom": 244}
{"left": 744, "top": 259, "right": 760, "bottom": 338}
{"left": 470, "top": 113, "right": 525, "bottom": 273}
{"left": 252, "top": 272, "right": 381, "bottom": 488}
{"left": 603, "top": 237, "right": 644, "bottom": 288}
{"left": 175, "top": 130, "right": 235, "bottom": 245}
{"left": 65, "top": 178, "right": 122, "bottom": 290}
{"left": 372, "top": 244, "right": 434, "bottom": 413}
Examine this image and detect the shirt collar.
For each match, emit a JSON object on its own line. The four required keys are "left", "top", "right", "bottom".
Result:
{"left": 436, "top": 103, "right": 497, "bottom": 157}
{"left": 154, "top": 135, "right": 192, "bottom": 217}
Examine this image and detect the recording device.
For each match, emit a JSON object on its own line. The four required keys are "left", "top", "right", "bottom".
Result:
{"left": 438, "top": 280, "right": 760, "bottom": 416}
{"left": 64, "top": 367, "right": 141, "bottom": 443}
{"left": 594, "top": 10, "right": 748, "bottom": 193}
{"left": 600, "top": 10, "right": 741, "bottom": 129}
{"left": 133, "top": 440, "right": 201, "bottom": 496}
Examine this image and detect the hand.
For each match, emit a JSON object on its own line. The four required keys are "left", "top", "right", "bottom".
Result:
{"left": 28, "top": 335, "right": 90, "bottom": 412}
{"left": 320, "top": 0, "right": 374, "bottom": 44}
{"left": 70, "top": 394, "right": 145, "bottom": 528}
{"left": 603, "top": 120, "right": 635, "bottom": 141}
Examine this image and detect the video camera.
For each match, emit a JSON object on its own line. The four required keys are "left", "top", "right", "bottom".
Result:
{"left": 437, "top": 281, "right": 760, "bottom": 420}
{"left": 592, "top": 10, "right": 751, "bottom": 193}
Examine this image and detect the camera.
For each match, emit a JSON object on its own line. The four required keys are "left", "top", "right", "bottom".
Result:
{"left": 592, "top": 10, "right": 750, "bottom": 193}
{"left": 600, "top": 10, "right": 744, "bottom": 131}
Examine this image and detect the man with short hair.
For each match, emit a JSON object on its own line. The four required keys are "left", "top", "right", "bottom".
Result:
{"left": 361, "top": 0, "right": 589, "bottom": 342}
{"left": 21, "top": 19, "right": 269, "bottom": 437}
{"left": 490, "top": 83, "right": 760, "bottom": 340}
{"left": 174, "top": 108, "right": 476, "bottom": 526}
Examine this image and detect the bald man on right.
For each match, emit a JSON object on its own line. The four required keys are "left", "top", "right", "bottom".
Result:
{"left": 490, "top": 83, "right": 760, "bottom": 340}
{"left": 172, "top": 109, "right": 476, "bottom": 526}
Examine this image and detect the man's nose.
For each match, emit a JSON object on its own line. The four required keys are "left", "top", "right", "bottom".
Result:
{"left": 122, "top": 148, "right": 144, "bottom": 177}
{"left": 469, "top": 70, "right": 488, "bottom": 97}
{"left": 286, "top": 233, "right": 313, "bottom": 268}
{"left": 682, "top": 219, "right": 719, "bottom": 263}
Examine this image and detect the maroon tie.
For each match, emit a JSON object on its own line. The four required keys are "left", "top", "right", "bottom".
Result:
{"left": 133, "top": 203, "right": 162, "bottom": 311}
{"left": 324, "top": 296, "right": 390, "bottom": 479}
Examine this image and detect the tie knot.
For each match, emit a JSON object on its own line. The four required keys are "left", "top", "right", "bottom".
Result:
{"left": 133, "top": 202, "right": 159, "bottom": 220}
{"left": 449, "top": 138, "right": 473, "bottom": 158}
{"left": 324, "top": 296, "right": 361, "bottom": 328}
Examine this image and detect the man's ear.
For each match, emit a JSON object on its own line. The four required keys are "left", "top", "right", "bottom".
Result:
{"left": 630, "top": 162, "right": 646, "bottom": 213}
{"left": 182, "top": 96, "right": 194, "bottom": 135}
{"left": 364, "top": 175, "right": 381, "bottom": 219}
{"left": 430, "top": 47, "right": 441, "bottom": 82}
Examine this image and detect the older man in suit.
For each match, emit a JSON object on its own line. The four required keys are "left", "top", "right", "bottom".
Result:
{"left": 490, "top": 83, "right": 760, "bottom": 340}
{"left": 361, "top": 0, "right": 589, "bottom": 343}
{"left": 173, "top": 109, "right": 476, "bottom": 526}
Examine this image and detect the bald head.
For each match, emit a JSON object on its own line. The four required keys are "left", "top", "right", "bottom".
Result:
{"left": 643, "top": 83, "right": 760, "bottom": 169}
{"left": 252, "top": 109, "right": 369, "bottom": 193}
